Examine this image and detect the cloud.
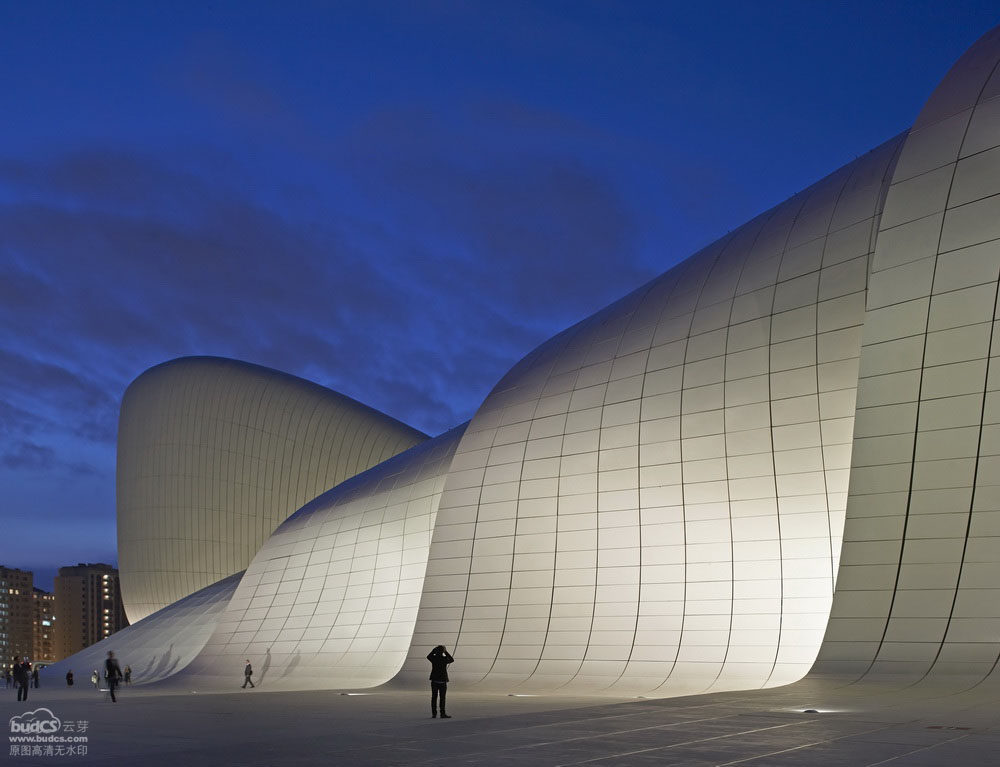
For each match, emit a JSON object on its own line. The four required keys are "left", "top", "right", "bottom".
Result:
{"left": 0, "top": 151, "right": 212, "bottom": 213}
{"left": 1, "top": 440, "right": 97, "bottom": 476}
{"left": 1, "top": 441, "right": 55, "bottom": 471}
{"left": 0, "top": 349, "right": 117, "bottom": 423}
{"left": 338, "top": 106, "right": 655, "bottom": 326}
{"left": 0, "top": 400, "right": 42, "bottom": 436}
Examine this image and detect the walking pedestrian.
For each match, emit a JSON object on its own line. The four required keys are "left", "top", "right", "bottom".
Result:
{"left": 66, "top": 670, "right": 74, "bottom": 687}
{"left": 242, "top": 659, "right": 254, "bottom": 688}
{"left": 124, "top": 665, "right": 131, "bottom": 685}
{"left": 31, "top": 666, "right": 39, "bottom": 688}
{"left": 12, "top": 657, "right": 30, "bottom": 702}
{"left": 104, "top": 651, "right": 123, "bottom": 703}
{"left": 426, "top": 645, "right": 454, "bottom": 719}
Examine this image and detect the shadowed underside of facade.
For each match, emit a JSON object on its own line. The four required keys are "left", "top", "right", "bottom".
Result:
{"left": 41, "top": 572, "right": 243, "bottom": 686}
{"left": 61, "top": 24, "right": 1000, "bottom": 697}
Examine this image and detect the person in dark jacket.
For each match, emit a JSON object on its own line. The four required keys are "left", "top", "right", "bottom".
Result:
{"left": 66, "top": 670, "right": 74, "bottom": 686}
{"left": 242, "top": 660, "right": 254, "bottom": 689}
{"left": 426, "top": 645, "right": 454, "bottom": 718}
{"left": 31, "top": 666, "right": 39, "bottom": 688}
{"left": 104, "top": 651, "right": 123, "bottom": 703}
{"left": 12, "top": 658, "right": 31, "bottom": 701}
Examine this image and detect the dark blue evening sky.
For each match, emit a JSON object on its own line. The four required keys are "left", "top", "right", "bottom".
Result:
{"left": 2, "top": 1, "right": 998, "bottom": 589}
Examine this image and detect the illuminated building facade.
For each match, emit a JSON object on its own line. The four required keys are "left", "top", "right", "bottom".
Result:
{"left": 47, "top": 24, "right": 1000, "bottom": 697}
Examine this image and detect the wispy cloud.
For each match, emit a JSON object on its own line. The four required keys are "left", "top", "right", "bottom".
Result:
{"left": 0, "top": 57, "right": 657, "bottom": 569}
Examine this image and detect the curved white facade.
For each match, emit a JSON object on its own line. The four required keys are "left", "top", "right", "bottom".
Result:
{"left": 389, "top": 133, "right": 903, "bottom": 695}
{"left": 178, "top": 425, "right": 467, "bottom": 690}
{"left": 56, "top": 23, "right": 1000, "bottom": 697}
{"left": 117, "top": 357, "right": 427, "bottom": 622}
{"left": 814, "top": 23, "right": 1000, "bottom": 685}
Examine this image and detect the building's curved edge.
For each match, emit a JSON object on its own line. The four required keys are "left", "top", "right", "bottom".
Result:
{"left": 809, "top": 23, "right": 1000, "bottom": 688}
{"left": 41, "top": 571, "right": 243, "bottom": 687}
{"left": 117, "top": 356, "right": 428, "bottom": 622}
{"left": 386, "top": 130, "right": 905, "bottom": 696}
{"left": 124, "top": 356, "right": 429, "bottom": 442}
{"left": 162, "top": 424, "right": 468, "bottom": 692}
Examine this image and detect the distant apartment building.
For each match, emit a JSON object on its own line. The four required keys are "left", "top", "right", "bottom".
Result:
{"left": 54, "top": 563, "right": 128, "bottom": 660}
{"left": 32, "top": 588, "right": 57, "bottom": 664}
{"left": 0, "top": 567, "right": 34, "bottom": 668}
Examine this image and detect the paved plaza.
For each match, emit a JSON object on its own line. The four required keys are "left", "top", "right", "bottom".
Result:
{"left": 4, "top": 677, "right": 1000, "bottom": 766}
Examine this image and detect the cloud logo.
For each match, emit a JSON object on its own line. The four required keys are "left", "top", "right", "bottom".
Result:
{"left": 9, "top": 708, "right": 61, "bottom": 734}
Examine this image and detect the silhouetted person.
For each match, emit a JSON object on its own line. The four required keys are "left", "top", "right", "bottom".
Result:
{"left": 12, "top": 657, "right": 30, "bottom": 702}
{"left": 124, "top": 666, "right": 131, "bottom": 685}
{"left": 426, "top": 645, "right": 453, "bottom": 718}
{"left": 4, "top": 669, "right": 11, "bottom": 688}
{"left": 31, "top": 666, "right": 39, "bottom": 688}
{"left": 242, "top": 659, "right": 254, "bottom": 688}
{"left": 66, "top": 670, "right": 74, "bottom": 687}
{"left": 104, "top": 651, "right": 123, "bottom": 703}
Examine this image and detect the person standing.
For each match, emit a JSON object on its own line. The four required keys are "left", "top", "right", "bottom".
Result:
{"left": 31, "top": 666, "right": 39, "bottom": 688}
{"left": 91, "top": 670, "right": 99, "bottom": 688}
{"left": 104, "top": 651, "right": 123, "bottom": 703}
{"left": 12, "top": 657, "right": 30, "bottom": 702}
{"left": 242, "top": 659, "right": 254, "bottom": 688}
{"left": 426, "top": 645, "right": 454, "bottom": 719}
{"left": 66, "top": 670, "right": 74, "bottom": 686}
{"left": 124, "top": 666, "right": 131, "bottom": 685}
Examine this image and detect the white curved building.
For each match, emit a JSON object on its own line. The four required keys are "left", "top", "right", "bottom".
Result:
{"left": 390, "top": 132, "right": 904, "bottom": 696}
{"left": 181, "top": 425, "right": 468, "bottom": 690}
{"left": 117, "top": 357, "right": 427, "bottom": 622}
{"left": 64, "top": 23, "right": 1000, "bottom": 697}
{"left": 813, "top": 23, "right": 1000, "bottom": 684}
